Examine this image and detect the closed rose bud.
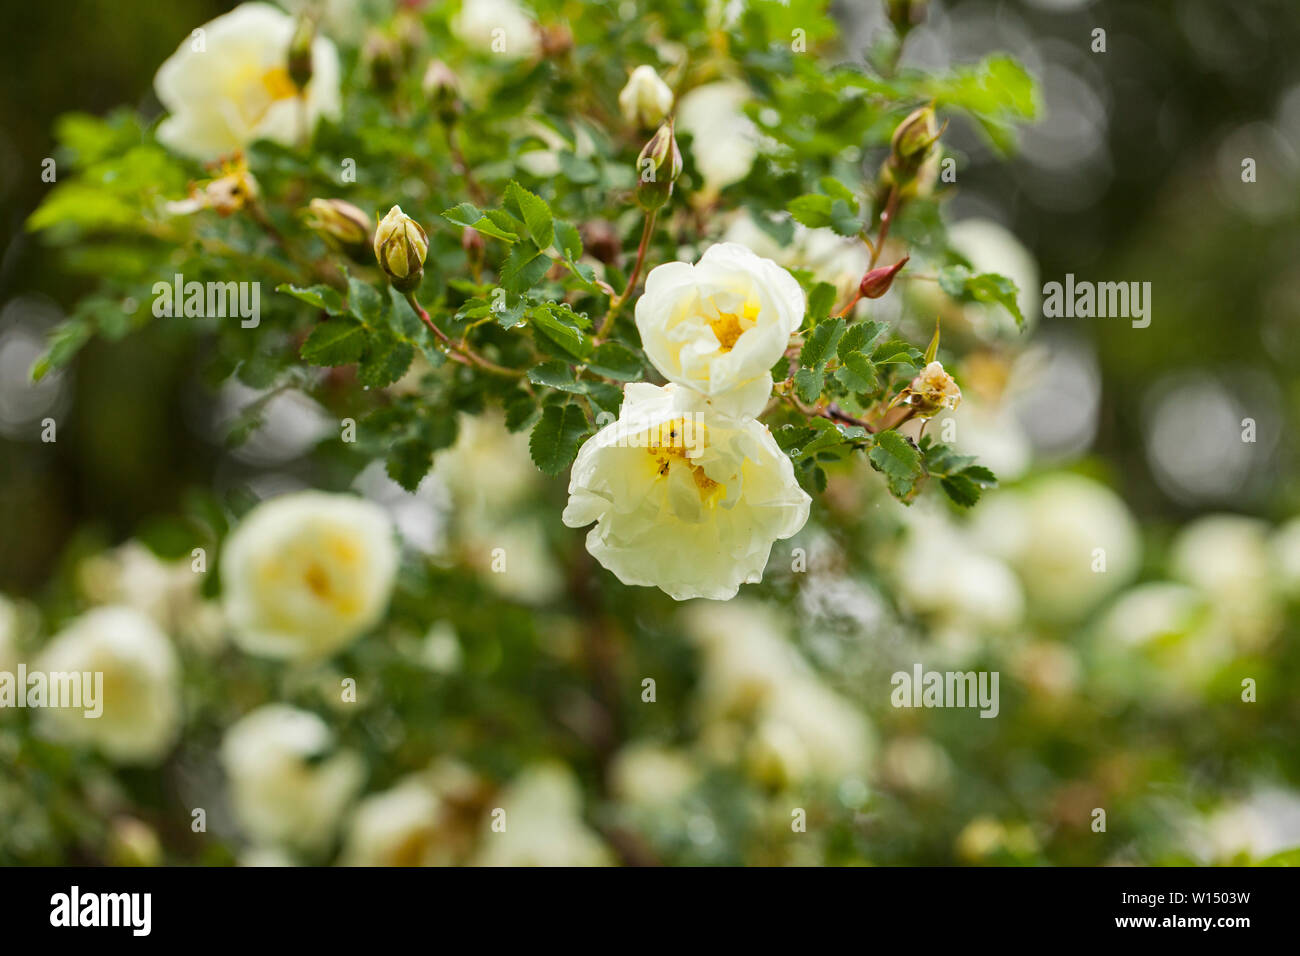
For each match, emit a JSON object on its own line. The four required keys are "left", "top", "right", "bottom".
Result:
{"left": 373, "top": 205, "right": 429, "bottom": 292}
{"left": 363, "top": 31, "right": 400, "bottom": 91}
{"left": 882, "top": 105, "right": 943, "bottom": 196}
{"left": 540, "top": 23, "right": 574, "bottom": 57}
{"left": 304, "top": 198, "right": 372, "bottom": 262}
{"left": 886, "top": 0, "right": 930, "bottom": 33}
{"left": 635, "top": 118, "right": 682, "bottom": 211}
{"left": 287, "top": 13, "right": 317, "bottom": 91}
{"left": 422, "top": 60, "right": 461, "bottom": 124}
{"left": 859, "top": 256, "right": 909, "bottom": 299}
{"left": 619, "top": 65, "right": 674, "bottom": 129}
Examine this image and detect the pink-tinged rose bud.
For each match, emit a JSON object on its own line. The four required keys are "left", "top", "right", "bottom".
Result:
{"left": 859, "top": 256, "right": 909, "bottom": 299}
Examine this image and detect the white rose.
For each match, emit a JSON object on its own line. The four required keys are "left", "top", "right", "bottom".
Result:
{"left": 472, "top": 764, "right": 613, "bottom": 867}
{"left": 451, "top": 0, "right": 539, "bottom": 58}
{"left": 221, "top": 491, "right": 398, "bottom": 661}
{"left": 221, "top": 704, "right": 364, "bottom": 851}
{"left": 341, "top": 779, "right": 445, "bottom": 866}
{"left": 635, "top": 242, "right": 805, "bottom": 419}
{"left": 610, "top": 743, "right": 698, "bottom": 807}
{"left": 676, "top": 81, "right": 757, "bottom": 195}
{"left": 618, "top": 65, "right": 674, "bottom": 128}
{"left": 153, "top": 3, "right": 342, "bottom": 162}
{"left": 36, "top": 606, "right": 181, "bottom": 765}
{"left": 722, "top": 212, "right": 869, "bottom": 305}
{"left": 973, "top": 474, "right": 1140, "bottom": 622}
{"left": 563, "top": 383, "right": 810, "bottom": 601}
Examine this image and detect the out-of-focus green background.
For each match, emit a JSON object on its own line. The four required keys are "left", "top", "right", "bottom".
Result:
{"left": 2, "top": 0, "right": 1299, "bottom": 866}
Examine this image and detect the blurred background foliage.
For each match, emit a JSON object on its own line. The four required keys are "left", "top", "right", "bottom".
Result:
{"left": 1, "top": 0, "right": 1299, "bottom": 866}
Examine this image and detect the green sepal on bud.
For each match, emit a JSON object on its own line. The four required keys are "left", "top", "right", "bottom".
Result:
{"left": 304, "top": 198, "right": 372, "bottom": 263}
{"left": 287, "top": 13, "right": 317, "bottom": 91}
{"left": 635, "top": 118, "right": 682, "bottom": 211}
{"left": 374, "top": 205, "right": 429, "bottom": 292}
{"left": 881, "top": 105, "right": 945, "bottom": 197}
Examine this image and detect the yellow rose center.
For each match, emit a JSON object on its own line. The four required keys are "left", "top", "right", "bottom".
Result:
{"left": 645, "top": 418, "right": 724, "bottom": 505}
{"left": 706, "top": 301, "right": 760, "bottom": 352}
{"left": 261, "top": 67, "right": 299, "bottom": 102}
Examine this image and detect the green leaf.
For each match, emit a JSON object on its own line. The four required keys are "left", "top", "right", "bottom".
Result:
{"left": 788, "top": 193, "right": 833, "bottom": 229}
{"left": 442, "top": 202, "right": 518, "bottom": 243}
{"left": 794, "top": 367, "right": 824, "bottom": 404}
{"left": 347, "top": 277, "right": 386, "bottom": 326}
{"left": 800, "top": 316, "right": 845, "bottom": 370}
{"left": 277, "top": 283, "right": 345, "bottom": 314}
{"left": 807, "top": 282, "right": 837, "bottom": 327}
{"left": 529, "top": 403, "right": 590, "bottom": 475}
{"left": 940, "top": 474, "right": 982, "bottom": 508}
{"left": 387, "top": 437, "right": 434, "bottom": 491}
{"left": 553, "top": 219, "right": 583, "bottom": 260}
{"left": 868, "top": 429, "right": 925, "bottom": 502}
{"left": 358, "top": 334, "right": 415, "bottom": 388}
{"left": 500, "top": 243, "right": 553, "bottom": 295}
{"left": 587, "top": 342, "right": 642, "bottom": 381}
{"left": 835, "top": 350, "right": 877, "bottom": 392}
{"left": 939, "top": 265, "right": 1024, "bottom": 329}
{"left": 532, "top": 302, "right": 592, "bottom": 359}
{"left": 528, "top": 360, "right": 583, "bottom": 392}
{"left": 505, "top": 181, "right": 554, "bottom": 250}
{"left": 829, "top": 198, "right": 864, "bottom": 237}
{"left": 301, "top": 319, "right": 366, "bottom": 366}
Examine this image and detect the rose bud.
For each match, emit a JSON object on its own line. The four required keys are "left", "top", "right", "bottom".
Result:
{"left": 859, "top": 256, "right": 909, "bottom": 299}
{"left": 635, "top": 118, "right": 682, "bottom": 211}
{"left": 373, "top": 205, "right": 429, "bottom": 292}
{"left": 304, "top": 198, "right": 372, "bottom": 262}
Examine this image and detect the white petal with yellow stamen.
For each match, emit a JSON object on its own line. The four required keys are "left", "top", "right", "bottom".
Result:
{"left": 563, "top": 383, "right": 810, "bottom": 601}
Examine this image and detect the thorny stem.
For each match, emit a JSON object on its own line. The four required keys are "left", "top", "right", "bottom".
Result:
{"left": 404, "top": 291, "right": 522, "bottom": 378}
{"left": 869, "top": 185, "right": 901, "bottom": 270}
{"left": 597, "top": 208, "right": 657, "bottom": 341}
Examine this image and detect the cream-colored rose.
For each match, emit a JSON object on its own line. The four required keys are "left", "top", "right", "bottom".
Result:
{"left": 563, "top": 383, "right": 810, "bottom": 601}
{"left": 635, "top": 242, "right": 805, "bottom": 418}
{"left": 973, "top": 474, "right": 1140, "bottom": 622}
{"left": 36, "top": 606, "right": 181, "bottom": 765}
{"left": 451, "top": 0, "right": 539, "bottom": 58}
{"left": 341, "top": 779, "right": 446, "bottom": 866}
{"left": 676, "top": 81, "right": 757, "bottom": 195}
{"left": 610, "top": 743, "right": 698, "bottom": 807}
{"left": 619, "top": 65, "right": 674, "bottom": 128}
{"left": 473, "top": 764, "right": 612, "bottom": 867}
{"left": 221, "top": 491, "right": 398, "bottom": 661}
{"left": 221, "top": 704, "right": 364, "bottom": 851}
{"left": 153, "top": 3, "right": 342, "bottom": 162}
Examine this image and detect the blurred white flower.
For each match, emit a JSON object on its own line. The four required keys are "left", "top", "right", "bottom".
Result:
{"left": 1188, "top": 788, "right": 1300, "bottom": 863}
{"left": 37, "top": 606, "right": 181, "bottom": 765}
{"left": 0, "top": 595, "right": 19, "bottom": 674}
{"left": 973, "top": 473, "right": 1140, "bottom": 622}
{"left": 563, "top": 383, "right": 810, "bottom": 601}
{"left": 933, "top": 395, "right": 1032, "bottom": 482}
{"left": 153, "top": 3, "right": 342, "bottom": 161}
{"left": 722, "top": 212, "right": 869, "bottom": 305}
{"left": 221, "top": 704, "right": 364, "bottom": 851}
{"left": 881, "top": 736, "right": 952, "bottom": 795}
{"left": 636, "top": 242, "right": 804, "bottom": 418}
{"left": 221, "top": 492, "right": 398, "bottom": 661}
{"left": 610, "top": 743, "right": 699, "bottom": 807}
{"left": 685, "top": 601, "right": 873, "bottom": 785}
{"left": 619, "top": 65, "right": 674, "bottom": 128}
{"left": 1273, "top": 517, "right": 1300, "bottom": 598}
{"left": 452, "top": 0, "right": 539, "bottom": 58}
{"left": 676, "top": 81, "right": 758, "bottom": 195}
{"left": 473, "top": 764, "right": 613, "bottom": 866}
{"left": 1170, "top": 514, "right": 1280, "bottom": 647}
{"left": 341, "top": 779, "right": 445, "bottom": 866}
{"left": 894, "top": 508, "right": 1025, "bottom": 637}
{"left": 1093, "top": 582, "right": 1224, "bottom": 700}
